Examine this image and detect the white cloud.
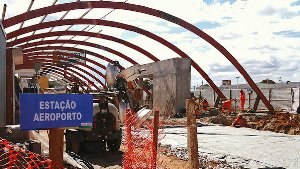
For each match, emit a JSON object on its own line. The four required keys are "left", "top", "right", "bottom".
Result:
{"left": 2, "top": 0, "right": 300, "bottom": 87}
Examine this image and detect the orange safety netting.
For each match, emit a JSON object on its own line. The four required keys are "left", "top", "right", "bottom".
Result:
{"left": 123, "top": 109, "right": 159, "bottom": 169}
{"left": 0, "top": 137, "right": 63, "bottom": 169}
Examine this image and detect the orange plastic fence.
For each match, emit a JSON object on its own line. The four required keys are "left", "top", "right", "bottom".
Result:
{"left": 123, "top": 109, "right": 159, "bottom": 169}
{"left": 0, "top": 137, "right": 63, "bottom": 169}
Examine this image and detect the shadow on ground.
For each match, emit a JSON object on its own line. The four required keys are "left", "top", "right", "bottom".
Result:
{"left": 80, "top": 151, "right": 123, "bottom": 168}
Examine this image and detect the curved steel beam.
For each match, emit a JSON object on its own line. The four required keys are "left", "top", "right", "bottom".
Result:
{"left": 44, "top": 72, "right": 87, "bottom": 92}
{"left": 41, "top": 67, "right": 89, "bottom": 91}
{"left": 41, "top": 65, "right": 97, "bottom": 91}
{"left": 7, "top": 31, "right": 159, "bottom": 62}
{"left": 26, "top": 55, "right": 105, "bottom": 90}
{"left": 19, "top": 39, "right": 137, "bottom": 65}
{"left": 16, "top": 62, "right": 99, "bottom": 91}
{"left": 6, "top": 19, "right": 227, "bottom": 102}
{"left": 45, "top": 73, "right": 70, "bottom": 86}
{"left": 23, "top": 46, "right": 106, "bottom": 71}
{"left": 24, "top": 51, "right": 106, "bottom": 78}
{"left": 15, "top": 64, "right": 90, "bottom": 91}
{"left": 3, "top": 1, "right": 274, "bottom": 111}
{"left": 18, "top": 58, "right": 101, "bottom": 92}
{"left": 24, "top": 52, "right": 107, "bottom": 89}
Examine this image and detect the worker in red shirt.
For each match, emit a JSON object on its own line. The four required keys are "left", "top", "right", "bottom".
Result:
{"left": 240, "top": 89, "right": 246, "bottom": 110}
{"left": 231, "top": 114, "right": 247, "bottom": 127}
{"left": 201, "top": 98, "right": 209, "bottom": 111}
{"left": 222, "top": 99, "right": 232, "bottom": 115}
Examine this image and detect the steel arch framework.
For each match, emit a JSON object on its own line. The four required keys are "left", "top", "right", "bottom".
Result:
{"left": 43, "top": 69, "right": 90, "bottom": 91}
{"left": 24, "top": 51, "right": 106, "bottom": 78}
{"left": 7, "top": 18, "right": 227, "bottom": 102}
{"left": 16, "top": 63, "right": 91, "bottom": 91}
{"left": 18, "top": 39, "right": 137, "bottom": 65}
{"left": 22, "top": 51, "right": 107, "bottom": 88}
{"left": 16, "top": 62, "right": 99, "bottom": 91}
{"left": 4, "top": 1, "right": 273, "bottom": 111}
{"left": 7, "top": 31, "right": 159, "bottom": 62}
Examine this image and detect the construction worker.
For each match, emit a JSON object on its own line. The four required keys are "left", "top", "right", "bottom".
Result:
{"left": 231, "top": 114, "right": 247, "bottom": 127}
{"left": 240, "top": 89, "right": 246, "bottom": 110}
{"left": 222, "top": 99, "right": 232, "bottom": 115}
{"left": 201, "top": 98, "right": 209, "bottom": 111}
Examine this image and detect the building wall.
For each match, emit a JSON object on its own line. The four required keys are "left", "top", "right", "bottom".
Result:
{"left": 127, "top": 58, "right": 191, "bottom": 116}
{"left": 0, "top": 22, "right": 6, "bottom": 126}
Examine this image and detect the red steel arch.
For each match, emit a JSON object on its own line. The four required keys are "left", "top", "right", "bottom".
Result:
{"left": 15, "top": 63, "right": 92, "bottom": 91}
{"left": 39, "top": 66, "right": 90, "bottom": 91}
{"left": 17, "top": 58, "right": 102, "bottom": 91}
{"left": 23, "top": 54, "right": 107, "bottom": 89}
{"left": 22, "top": 46, "right": 107, "bottom": 70}
{"left": 41, "top": 68, "right": 91, "bottom": 91}
{"left": 41, "top": 65, "right": 98, "bottom": 90}
{"left": 7, "top": 31, "right": 159, "bottom": 62}
{"left": 3, "top": 1, "right": 273, "bottom": 111}
{"left": 19, "top": 39, "right": 137, "bottom": 65}
{"left": 43, "top": 72, "right": 87, "bottom": 91}
{"left": 24, "top": 51, "right": 106, "bottom": 78}
{"left": 6, "top": 19, "right": 227, "bottom": 102}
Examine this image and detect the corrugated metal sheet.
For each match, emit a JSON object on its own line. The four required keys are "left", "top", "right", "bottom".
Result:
{"left": 0, "top": 21, "right": 6, "bottom": 126}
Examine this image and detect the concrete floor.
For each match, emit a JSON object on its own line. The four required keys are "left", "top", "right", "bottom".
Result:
{"left": 160, "top": 125, "right": 300, "bottom": 169}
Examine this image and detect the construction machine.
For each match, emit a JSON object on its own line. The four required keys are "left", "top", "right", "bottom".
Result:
{"left": 65, "top": 61, "right": 149, "bottom": 153}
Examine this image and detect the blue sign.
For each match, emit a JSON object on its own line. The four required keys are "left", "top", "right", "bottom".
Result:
{"left": 20, "top": 94, "right": 93, "bottom": 130}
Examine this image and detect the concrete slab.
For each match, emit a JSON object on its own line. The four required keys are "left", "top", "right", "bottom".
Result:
{"left": 160, "top": 125, "right": 300, "bottom": 168}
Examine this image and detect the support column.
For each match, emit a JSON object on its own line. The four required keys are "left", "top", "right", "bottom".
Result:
{"left": 6, "top": 48, "right": 14, "bottom": 125}
{"left": 0, "top": 24, "right": 6, "bottom": 126}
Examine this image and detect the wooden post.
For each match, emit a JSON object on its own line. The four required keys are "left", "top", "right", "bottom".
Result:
{"left": 186, "top": 99, "right": 199, "bottom": 169}
{"left": 49, "top": 129, "right": 64, "bottom": 165}
{"left": 152, "top": 110, "right": 159, "bottom": 168}
{"left": 6, "top": 48, "right": 14, "bottom": 125}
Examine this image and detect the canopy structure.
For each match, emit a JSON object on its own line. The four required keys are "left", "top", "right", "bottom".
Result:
{"left": 2, "top": 0, "right": 274, "bottom": 111}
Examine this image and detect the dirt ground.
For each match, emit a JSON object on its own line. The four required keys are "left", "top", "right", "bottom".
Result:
{"left": 198, "top": 112, "right": 300, "bottom": 135}
{"left": 78, "top": 145, "right": 235, "bottom": 169}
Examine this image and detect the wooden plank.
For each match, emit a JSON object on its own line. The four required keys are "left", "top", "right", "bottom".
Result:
{"left": 49, "top": 128, "right": 64, "bottom": 165}
{"left": 186, "top": 99, "right": 199, "bottom": 169}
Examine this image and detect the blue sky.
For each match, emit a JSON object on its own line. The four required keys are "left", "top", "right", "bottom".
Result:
{"left": 1, "top": 0, "right": 300, "bottom": 87}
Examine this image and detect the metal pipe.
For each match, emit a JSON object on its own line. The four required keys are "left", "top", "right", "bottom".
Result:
{"left": 1, "top": 4, "right": 7, "bottom": 21}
